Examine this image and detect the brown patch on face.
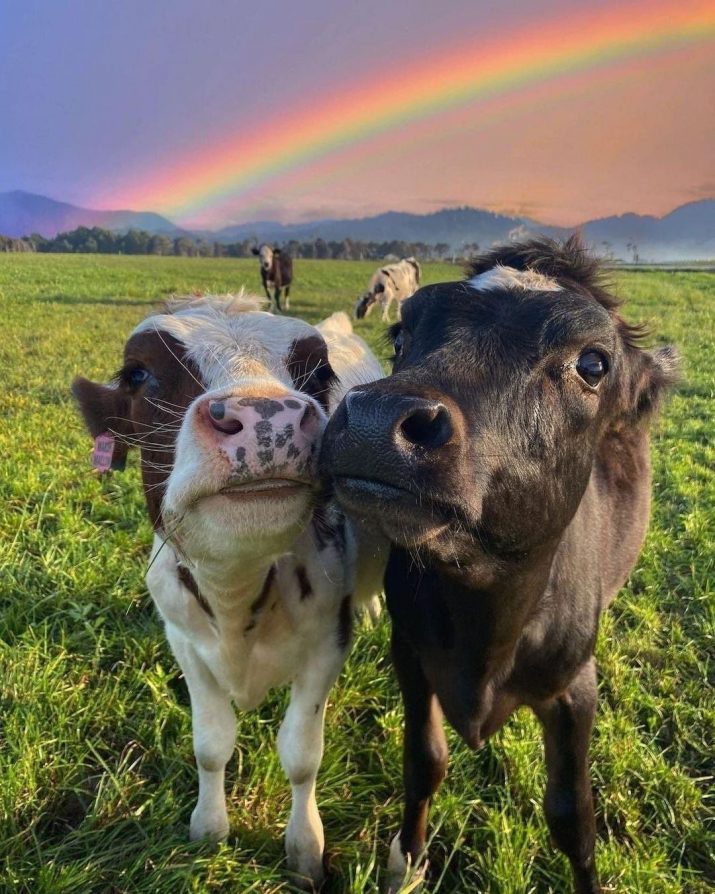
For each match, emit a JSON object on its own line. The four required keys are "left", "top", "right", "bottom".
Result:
{"left": 121, "top": 331, "right": 205, "bottom": 527}
{"left": 286, "top": 334, "right": 336, "bottom": 411}
{"left": 73, "top": 329, "right": 205, "bottom": 529}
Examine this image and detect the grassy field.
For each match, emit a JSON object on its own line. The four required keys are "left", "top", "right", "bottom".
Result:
{"left": 0, "top": 253, "right": 713, "bottom": 894}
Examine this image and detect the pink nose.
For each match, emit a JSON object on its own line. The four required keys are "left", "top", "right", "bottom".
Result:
{"left": 199, "top": 395, "right": 321, "bottom": 477}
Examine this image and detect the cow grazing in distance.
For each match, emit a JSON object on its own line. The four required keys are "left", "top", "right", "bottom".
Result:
{"left": 72, "top": 295, "right": 385, "bottom": 889}
{"left": 321, "top": 237, "right": 679, "bottom": 893}
{"left": 252, "top": 243, "right": 293, "bottom": 312}
{"left": 354, "top": 257, "right": 421, "bottom": 321}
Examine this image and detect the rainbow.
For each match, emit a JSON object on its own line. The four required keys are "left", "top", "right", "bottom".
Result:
{"left": 105, "top": 0, "right": 715, "bottom": 224}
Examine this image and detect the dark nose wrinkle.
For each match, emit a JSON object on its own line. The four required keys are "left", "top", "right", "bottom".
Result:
{"left": 298, "top": 402, "right": 316, "bottom": 430}
{"left": 343, "top": 388, "right": 368, "bottom": 420}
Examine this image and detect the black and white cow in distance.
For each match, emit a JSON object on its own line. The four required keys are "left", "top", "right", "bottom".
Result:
{"left": 72, "top": 295, "right": 385, "bottom": 889}
{"left": 354, "top": 257, "right": 421, "bottom": 321}
{"left": 252, "top": 243, "right": 293, "bottom": 312}
{"left": 322, "top": 238, "right": 679, "bottom": 893}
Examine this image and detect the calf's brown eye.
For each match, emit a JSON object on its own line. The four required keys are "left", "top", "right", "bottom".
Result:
{"left": 576, "top": 351, "right": 608, "bottom": 387}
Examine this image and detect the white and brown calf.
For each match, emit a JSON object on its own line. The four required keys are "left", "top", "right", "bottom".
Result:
{"left": 72, "top": 295, "right": 384, "bottom": 888}
{"left": 252, "top": 243, "right": 294, "bottom": 312}
{"left": 354, "top": 257, "right": 421, "bottom": 322}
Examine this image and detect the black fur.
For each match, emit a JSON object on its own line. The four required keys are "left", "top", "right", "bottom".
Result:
{"left": 321, "top": 236, "right": 679, "bottom": 894}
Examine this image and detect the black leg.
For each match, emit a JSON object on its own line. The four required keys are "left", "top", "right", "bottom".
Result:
{"left": 284, "top": 285, "right": 291, "bottom": 309}
{"left": 273, "top": 286, "right": 282, "bottom": 313}
{"left": 533, "top": 659, "right": 602, "bottom": 894}
{"left": 389, "top": 628, "right": 448, "bottom": 878}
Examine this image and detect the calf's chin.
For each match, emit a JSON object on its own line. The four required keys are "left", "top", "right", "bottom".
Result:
{"left": 167, "top": 489, "right": 313, "bottom": 565}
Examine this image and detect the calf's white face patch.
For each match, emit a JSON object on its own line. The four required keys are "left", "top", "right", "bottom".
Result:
{"left": 131, "top": 297, "right": 330, "bottom": 543}
{"left": 468, "top": 265, "right": 563, "bottom": 294}
{"left": 259, "top": 244, "right": 274, "bottom": 272}
{"left": 132, "top": 297, "right": 312, "bottom": 392}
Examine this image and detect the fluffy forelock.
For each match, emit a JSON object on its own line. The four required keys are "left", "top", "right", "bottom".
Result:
{"left": 131, "top": 292, "right": 319, "bottom": 389}
{"left": 464, "top": 234, "right": 648, "bottom": 347}
{"left": 163, "top": 290, "right": 267, "bottom": 316}
{"left": 465, "top": 235, "right": 617, "bottom": 306}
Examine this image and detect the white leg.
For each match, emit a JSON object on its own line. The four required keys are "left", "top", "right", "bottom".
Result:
{"left": 168, "top": 630, "right": 236, "bottom": 842}
{"left": 386, "top": 832, "right": 427, "bottom": 893}
{"left": 277, "top": 648, "right": 343, "bottom": 887}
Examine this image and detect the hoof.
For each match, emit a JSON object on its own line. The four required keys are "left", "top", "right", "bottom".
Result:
{"left": 189, "top": 805, "right": 229, "bottom": 843}
{"left": 286, "top": 839, "right": 325, "bottom": 890}
{"left": 286, "top": 857, "right": 325, "bottom": 891}
{"left": 385, "top": 834, "right": 426, "bottom": 893}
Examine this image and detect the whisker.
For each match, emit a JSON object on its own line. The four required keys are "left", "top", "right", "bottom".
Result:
{"left": 153, "top": 322, "right": 205, "bottom": 390}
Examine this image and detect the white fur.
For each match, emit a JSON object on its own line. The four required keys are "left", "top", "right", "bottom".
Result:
{"left": 356, "top": 257, "right": 422, "bottom": 322}
{"left": 468, "top": 265, "right": 563, "bottom": 293}
{"left": 133, "top": 296, "right": 313, "bottom": 392}
{"left": 318, "top": 311, "right": 385, "bottom": 403}
{"left": 385, "top": 832, "right": 427, "bottom": 894}
{"left": 258, "top": 244, "right": 273, "bottom": 272}
{"left": 137, "top": 295, "right": 385, "bottom": 886}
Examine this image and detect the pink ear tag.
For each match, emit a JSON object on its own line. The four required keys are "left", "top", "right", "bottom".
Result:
{"left": 92, "top": 432, "right": 116, "bottom": 472}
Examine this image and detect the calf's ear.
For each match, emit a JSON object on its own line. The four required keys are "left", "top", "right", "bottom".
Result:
{"left": 627, "top": 345, "right": 680, "bottom": 421}
{"left": 71, "top": 377, "right": 132, "bottom": 469}
{"left": 251, "top": 247, "right": 260, "bottom": 255}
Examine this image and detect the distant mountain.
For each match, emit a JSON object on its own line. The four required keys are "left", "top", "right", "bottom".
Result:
{"left": 2, "top": 189, "right": 713, "bottom": 260}
{"left": 212, "top": 206, "right": 564, "bottom": 246}
{"left": 579, "top": 200, "right": 715, "bottom": 260}
{"left": 0, "top": 190, "right": 182, "bottom": 238}
{"left": 214, "top": 201, "right": 715, "bottom": 261}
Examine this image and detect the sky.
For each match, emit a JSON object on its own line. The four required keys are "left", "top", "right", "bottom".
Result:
{"left": 1, "top": 0, "right": 713, "bottom": 229}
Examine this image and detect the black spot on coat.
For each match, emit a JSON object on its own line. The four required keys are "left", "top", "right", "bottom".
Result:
{"left": 295, "top": 565, "right": 313, "bottom": 600}
{"left": 250, "top": 565, "right": 276, "bottom": 614}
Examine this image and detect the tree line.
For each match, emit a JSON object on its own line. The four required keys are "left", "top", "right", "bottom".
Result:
{"left": 0, "top": 226, "right": 471, "bottom": 261}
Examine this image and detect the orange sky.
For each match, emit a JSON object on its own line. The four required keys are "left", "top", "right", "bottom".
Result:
{"left": 2, "top": 0, "right": 713, "bottom": 226}
{"left": 226, "top": 40, "right": 714, "bottom": 227}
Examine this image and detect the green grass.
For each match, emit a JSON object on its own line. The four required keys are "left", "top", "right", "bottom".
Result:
{"left": 0, "top": 254, "right": 713, "bottom": 893}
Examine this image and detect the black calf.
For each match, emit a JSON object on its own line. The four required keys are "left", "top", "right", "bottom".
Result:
{"left": 321, "top": 236, "right": 678, "bottom": 893}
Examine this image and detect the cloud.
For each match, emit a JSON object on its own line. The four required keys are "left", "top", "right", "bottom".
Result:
{"left": 687, "top": 182, "right": 715, "bottom": 199}
{"left": 480, "top": 201, "right": 546, "bottom": 221}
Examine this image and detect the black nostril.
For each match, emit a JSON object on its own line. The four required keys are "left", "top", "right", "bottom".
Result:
{"left": 210, "top": 417, "right": 243, "bottom": 435}
{"left": 207, "top": 402, "right": 243, "bottom": 435}
{"left": 399, "top": 404, "right": 452, "bottom": 449}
